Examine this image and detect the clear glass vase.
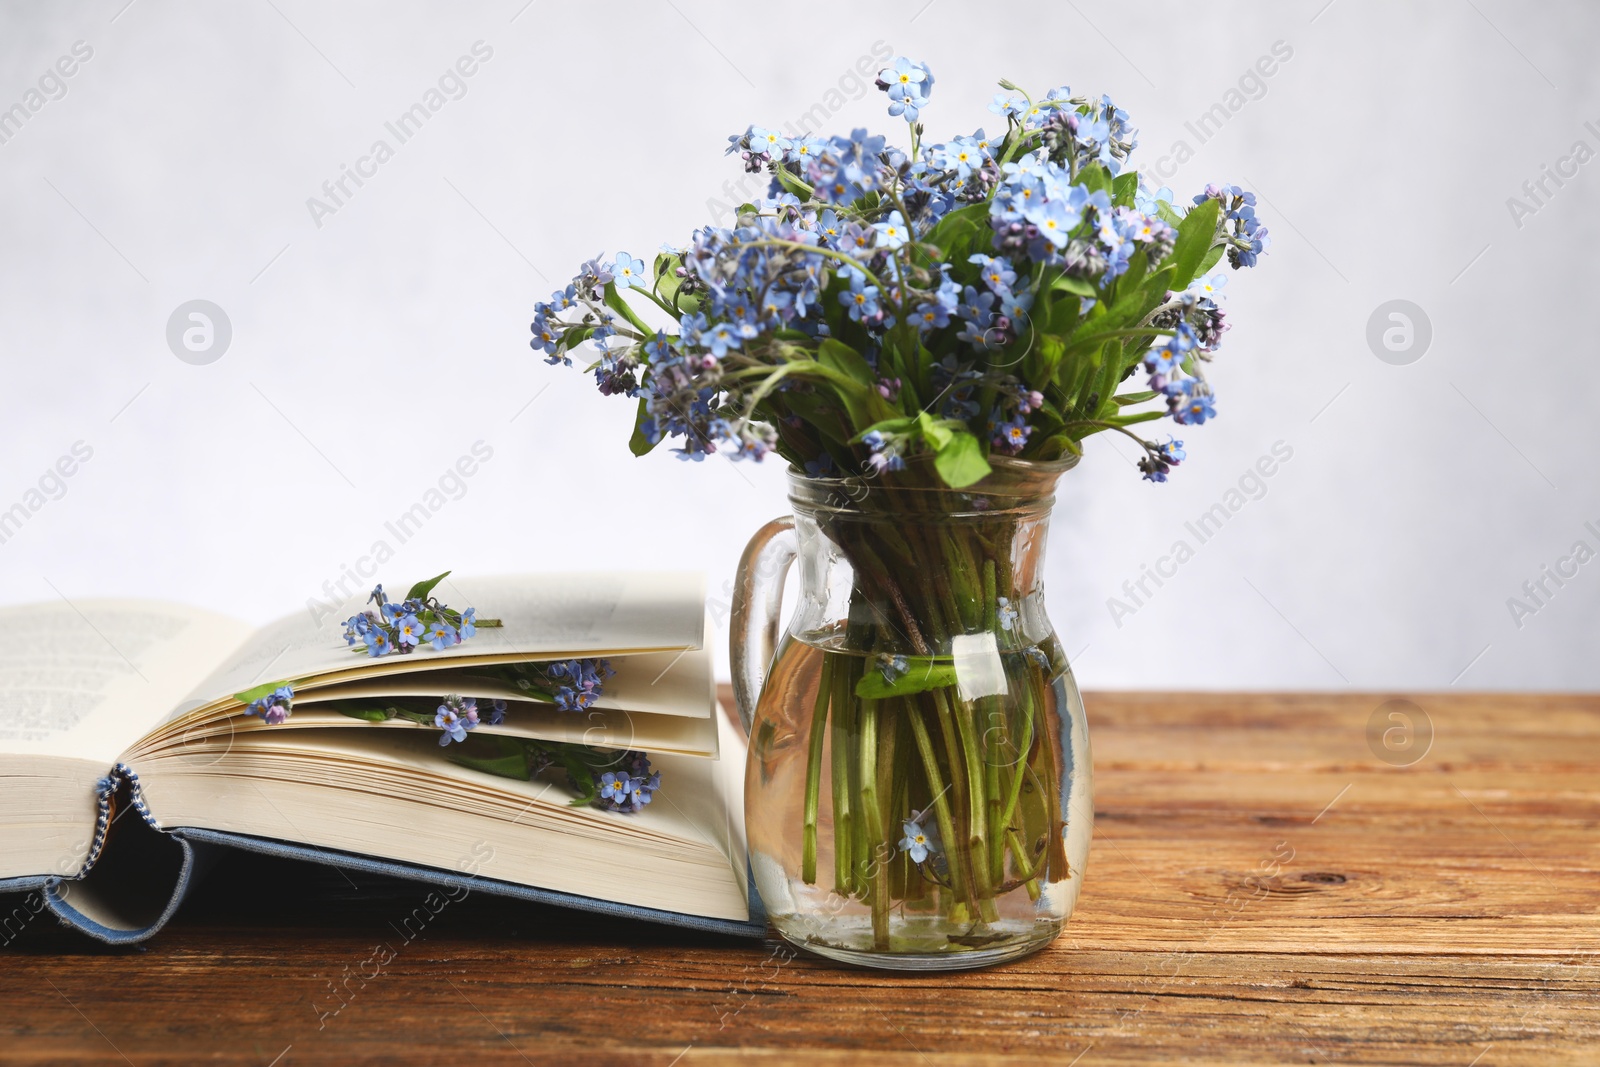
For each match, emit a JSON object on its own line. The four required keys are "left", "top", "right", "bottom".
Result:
{"left": 731, "top": 456, "right": 1091, "bottom": 970}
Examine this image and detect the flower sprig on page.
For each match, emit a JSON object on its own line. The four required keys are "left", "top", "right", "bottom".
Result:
{"left": 322, "top": 694, "right": 663, "bottom": 813}
{"left": 340, "top": 572, "right": 501, "bottom": 658}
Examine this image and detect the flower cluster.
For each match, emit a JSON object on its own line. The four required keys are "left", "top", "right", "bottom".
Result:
{"left": 341, "top": 581, "right": 480, "bottom": 658}
{"left": 244, "top": 685, "right": 294, "bottom": 725}
{"left": 434, "top": 694, "right": 508, "bottom": 746}
{"left": 537, "top": 58, "right": 1269, "bottom": 487}
{"left": 594, "top": 752, "right": 662, "bottom": 814}
{"left": 501, "top": 658, "right": 616, "bottom": 712}
{"left": 875, "top": 57, "right": 933, "bottom": 121}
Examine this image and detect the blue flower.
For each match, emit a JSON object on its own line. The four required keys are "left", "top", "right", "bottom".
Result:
{"left": 245, "top": 685, "right": 294, "bottom": 725}
{"left": 554, "top": 685, "right": 596, "bottom": 712}
{"left": 599, "top": 771, "right": 632, "bottom": 804}
{"left": 996, "top": 596, "right": 1019, "bottom": 631}
{"left": 913, "top": 301, "right": 951, "bottom": 332}
{"left": 486, "top": 699, "right": 507, "bottom": 726}
{"left": 612, "top": 252, "right": 646, "bottom": 290}
{"left": 991, "top": 415, "right": 1032, "bottom": 456}
{"left": 425, "top": 618, "right": 458, "bottom": 651}
{"left": 458, "top": 607, "right": 477, "bottom": 641}
{"left": 435, "top": 699, "right": 476, "bottom": 745}
{"left": 1146, "top": 322, "right": 1198, "bottom": 376}
{"left": 804, "top": 454, "right": 836, "bottom": 477}
{"left": 705, "top": 322, "right": 741, "bottom": 358}
{"left": 593, "top": 756, "right": 662, "bottom": 814}
{"left": 839, "top": 271, "right": 881, "bottom": 322}
{"left": 899, "top": 817, "right": 938, "bottom": 863}
{"left": 395, "top": 615, "right": 424, "bottom": 649}
{"left": 1025, "top": 196, "right": 1081, "bottom": 248}
{"left": 579, "top": 257, "right": 614, "bottom": 288}
{"left": 1140, "top": 437, "right": 1186, "bottom": 482}
{"left": 956, "top": 316, "right": 996, "bottom": 349}
{"left": 750, "top": 126, "right": 791, "bottom": 158}
{"left": 873, "top": 211, "right": 910, "bottom": 250}
{"left": 1170, "top": 383, "right": 1218, "bottom": 426}
{"left": 876, "top": 653, "right": 909, "bottom": 683}
{"left": 968, "top": 254, "right": 1016, "bottom": 293}
{"left": 988, "top": 92, "right": 1027, "bottom": 118}
{"left": 363, "top": 628, "right": 395, "bottom": 657}
{"left": 877, "top": 58, "right": 932, "bottom": 120}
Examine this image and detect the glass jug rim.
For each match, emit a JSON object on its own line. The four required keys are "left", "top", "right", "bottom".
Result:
{"left": 785, "top": 453, "right": 1077, "bottom": 519}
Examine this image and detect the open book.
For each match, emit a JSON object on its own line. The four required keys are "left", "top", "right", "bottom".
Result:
{"left": 0, "top": 572, "right": 760, "bottom": 943}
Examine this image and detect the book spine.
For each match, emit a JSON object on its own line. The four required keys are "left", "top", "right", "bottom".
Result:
{"left": 79, "top": 763, "right": 162, "bottom": 877}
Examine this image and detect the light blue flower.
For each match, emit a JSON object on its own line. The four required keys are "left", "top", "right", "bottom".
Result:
{"left": 599, "top": 771, "right": 632, "bottom": 804}
{"left": 612, "top": 252, "right": 647, "bottom": 290}
{"left": 996, "top": 596, "right": 1020, "bottom": 631}
{"left": 363, "top": 628, "right": 394, "bottom": 657}
{"left": 899, "top": 818, "right": 938, "bottom": 863}
{"left": 395, "top": 615, "right": 424, "bottom": 649}
{"left": 968, "top": 254, "right": 1016, "bottom": 293}
{"left": 988, "top": 92, "right": 1027, "bottom": 118}
{"left": 425, "top": 618, "right": 458, "bottom": 651}
{"left": 873, "top": 211, "right": 910, "bottom": 250}
{"left": 1024, "top": 197, "right": 1080, "bottom": 248}
{"left": 435, "top": 699, "right": 476, "bottom": 745}
{"left": 705, "top": 322, "right": 741, "bottom": 358}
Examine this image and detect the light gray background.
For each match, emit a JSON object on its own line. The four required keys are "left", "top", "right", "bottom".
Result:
{"left": 0, "top": 0, "right": 1593, "bottom": 690}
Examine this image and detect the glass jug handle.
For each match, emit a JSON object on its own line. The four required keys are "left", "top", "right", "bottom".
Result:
{"left": 729, "top": 516, "right": 797, "bottom": 737}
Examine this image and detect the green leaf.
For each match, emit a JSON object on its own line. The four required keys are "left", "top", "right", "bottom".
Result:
{"left": 1197, "top": 243, "right": 1227, "bottom": 276}
{"left": 603, "top": 284, "right": 653, "bottom": 336}
{"left": 1035, "top": 433, "right": 1085, "bottom": 459}
{"left": 1104, "top": 409, "right": 1168, "bottom": 427}
{"left": 1167, "top": 198, "right": 1220, "bottom": 291}
{"left": 1025, "top": 333, "right": 1066, "bottom": 387}
{"left": 919, "top": 202, "right": 991, "bottom": 266}
{"left": 407, "top": 571, "right": 451, "bottom": 602}
{"left": 784, "top": 390, "right": 852, "bottom": 445}
{"left": 233, "top": 680, "right": 290, "bottom": 705}
{"left": 854, "top": 658, "right": 959, "bottom": 699}
{"left": 816, "top": 338, "right": 896, "bottom": 431}
{"left": 1051, "top": 273, "right": 1098, "bottom": 299}
{"left": 334, "top": 705, "right": 395, "bottom": 723}
{"left": 916, "top": 411, "right": 953, "bottom": 451}
{"left": 1076, "top": 163, "right": 1113, "bottom": 196}
{"left": 447, "top": 737, "right": 534, "bottom": 782}
{"left": 774, "top": 165, "right": 812, "bottom": 200}
{"left": 1111, "top": 171, "right": 1140, "bottom": 208}
{"left": 1114, "top": 390, "right": 1160, "bottom": 406}
{"left": 628, "top": 397, "right": 659, "bottom": 457}
{"left": 818, "top": 338, "right": 876, "bottom": 387}
{"left": 934, "top": 431, "right": 991, "bottom": 489}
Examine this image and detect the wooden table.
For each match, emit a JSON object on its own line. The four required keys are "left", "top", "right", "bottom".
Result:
{"left": 3, "top": 692, "right": 1596, "bottom": 1065}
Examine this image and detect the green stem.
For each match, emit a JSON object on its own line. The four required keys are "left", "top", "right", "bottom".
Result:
{"left": 858, "top": 698, "right": 890, "bottom": 950}
{"left": 907, "top": 703, "right": 967, "bottom": 915}
{"left": 801, "top": 655, "right": 835, "bottom": 885}
{"left": 829, "top": 650, "right": 856, "bottom": 896}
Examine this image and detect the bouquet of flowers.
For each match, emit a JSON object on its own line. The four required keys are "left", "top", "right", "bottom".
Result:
{"left": 533, "top": 57, "right": 1272, "bottom": 960}
{"left": 534, "top": 58, "right": 1266, "bottom": 486}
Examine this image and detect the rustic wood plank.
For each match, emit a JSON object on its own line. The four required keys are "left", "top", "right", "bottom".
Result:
{"left": 1, "top": 691, "right": 1596, "bottom": 1065}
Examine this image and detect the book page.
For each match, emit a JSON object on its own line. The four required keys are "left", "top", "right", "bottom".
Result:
{"left": 288, "top": 648, "right": 714, "bottom": 719}
{"left": 176, "top": 572, "right": 706, "bottom": 716}
{"left": 0, "top": 599, "right": 252, "bottom": 765}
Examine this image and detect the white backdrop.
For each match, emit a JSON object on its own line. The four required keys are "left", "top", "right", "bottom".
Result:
{"left": 1, "top": 0, "right": 1595, "bottom": 691}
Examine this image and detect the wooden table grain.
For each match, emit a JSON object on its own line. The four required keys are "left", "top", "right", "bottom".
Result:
{"left": 2, "top": 691, "right": 1596, "bottom": 1065}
